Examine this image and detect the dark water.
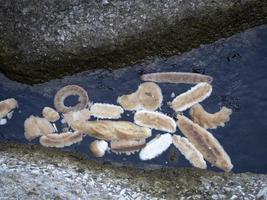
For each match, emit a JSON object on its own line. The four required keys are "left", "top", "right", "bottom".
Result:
{"left": 1, "top": 25, "right": 267, "bottom": 173}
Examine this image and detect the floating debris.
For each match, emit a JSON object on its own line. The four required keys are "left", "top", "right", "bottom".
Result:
{"left": 0, "top": 98, "right": 18, "bottom": 118}
{"left": 134, "top": 110, "right": 176, "bottom": 133}
{"left": 89, "top": 140, "right": 109, "bottom": 157}
{"left": 71, "top": 120, "right": 151, "bottom": 140}
{"left": 24, "top": 115, "right": 55, "bottom": 141}
{"left": 42, "top": 107, "right": 60, "bottom": 122}
{"left": 63, "top": 109, "right": 91, "bottom": 126}
{"left": 141, "top": 72, "right": 213, "bottom": 84}
{"left": 172, "top": 135, "right": 207, "bottom": 169}
{"left": 117, "top": 82, "right": 162, "bottom": 111}
{"left": 10, "top": 67, "right": 237, "bottom": 172}
{"left": 52, "top": 123, "right": 58, "bottom": 132}
{"left": 190, "top": 104, "right": 232, "bottom": 129}
{"left": 167, "top": 146, "right": 180, "bottom": 164}
{"left": 89, "top": 103, "right": 124, "bottom": 119}
{"left": 176, "top": 114, "right": 233, "bottom": 172}
{"left": 139, "top": 133, "right": 172, "bottom": 160}
{"left": 6, "top": 111, "right": 14, "bottom": 120}
{"left": 170, "top": 82, "right": 212, "bottom": 112}
{"left": 0, "top": 118, "right": 7, "bottom": 125}
{"left": 54, "top": 85, "right": 89, "bottom": 113}
{"left": 110, "top": 139, "right": 146, "bottom": 155}
{"left": 39, "top": 131, "right": 83, "bottom": 148}
{"left": 137, "top": 82, "right": 163, "bottom": 111}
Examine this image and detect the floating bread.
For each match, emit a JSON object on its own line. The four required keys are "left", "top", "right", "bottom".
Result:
{"left": 63, "top": 108, "right": 91, "bottom": 126}
{"left": 89, "top": 140, "right": 109, "bottom": 157}
{"left": 42, "top": 107, "right": 60, "bottom": 122}
{"left": 117, "top": 82, "right": 162, "bottom": 111}
{"left": 0, "top": 118, "right": 7, "bottom": 125}
{"left": 71, "top": 120, "right": 151, "bottom": 140}
{"left": 110, "top": 139, "right": 146, "bottom": 155}
{"left": 170, "top": 82, "right": 212, "bottom": 112}
{"left": 54, "top": 85, "right": 89, "bottom": 113}
{"left": 141, "top": 72, "right": 213, "bottom": 84}
{"left": 190, "top": 104, "right": 232, "bottom": 129}
{"left": 39, "top": 131, "right": 83, "bottom": 148}
{"left": 134, "top": 110, "right": 176, "bottom": 133}
{"left": 24, "top": 115, "right": 55, "bottom": 141}
{"left": 172, "top": 135, "right": 207, "bottom": 169}
{"left": 0, "top": 98, "right": 18, "bottom": 118}
{"left": 139, "top": 133, "right": 172, "bottom": 160}
{"left": 89, "top": 103, "right": 124, "bottom": 119}
{"left": 176, "top": 114, "right": 233, "bottom": 172}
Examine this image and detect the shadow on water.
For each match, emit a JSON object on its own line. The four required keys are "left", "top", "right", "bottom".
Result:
{"left": 0, "top": 25, "right": 267, "bottom": 173}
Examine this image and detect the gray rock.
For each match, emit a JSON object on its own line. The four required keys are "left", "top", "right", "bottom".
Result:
{"left": 257, "top": 186, "right": 267, "bottom": 200}
{"left": 0, "top": 0, "right": 266, "bottom": 84}
{"left": 0, "top": 142, "right": 266, "bottom": 199}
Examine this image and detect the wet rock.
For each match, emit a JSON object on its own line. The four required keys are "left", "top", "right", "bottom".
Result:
{"left": 0, "top": 0, "right": 266, "bottom": 84}
{"left": 0, "top": 142, "right": 266, "bottom": 199}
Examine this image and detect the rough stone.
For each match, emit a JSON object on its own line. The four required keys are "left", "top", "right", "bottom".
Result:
{"left": 257, "top": 186, "right": 267, "bottom": 200}
{"left": 0, "top": 142, "right": 266, "bottom": 199}
{"left": 0, "top": 0, "right": 266, "bottom": 84}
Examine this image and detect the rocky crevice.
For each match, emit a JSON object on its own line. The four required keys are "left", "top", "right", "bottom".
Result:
{"left": 0, "top": 0, "right": 266, "bottom": 84}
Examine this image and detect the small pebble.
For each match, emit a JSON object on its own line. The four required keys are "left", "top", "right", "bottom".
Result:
{"left": 230, "top": 195, "right": 238, "bottom": 200}
{"left": 102, "top": 0, "right": 109, "bottom": 5}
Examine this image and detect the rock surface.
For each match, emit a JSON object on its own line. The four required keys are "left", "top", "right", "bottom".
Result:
{"left": 0, "top": 142, "right": 266, "bottom": 199}
{"left": 257, "top": 186, "right": 267, "bottom": 200}
{"left": 0, "top": 0, "right": 266, "bottom": 84}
